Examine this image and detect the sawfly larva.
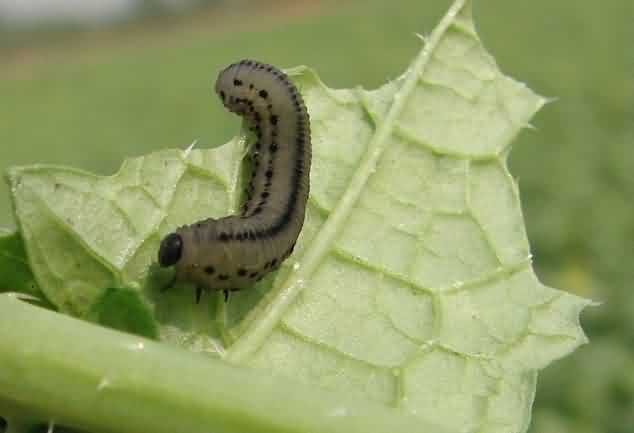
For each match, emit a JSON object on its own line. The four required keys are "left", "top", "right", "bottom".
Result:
{"left": 158, "top": 59, "right": 311, "bottom": 303}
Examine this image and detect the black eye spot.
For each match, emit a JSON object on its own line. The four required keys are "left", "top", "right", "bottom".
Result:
{"left": 158, "top": 232, "right": 183, "bottom": 267}
{"left": 259, "top": 89, "right": 268, "bottom": 98}
{"left": 204, "top": 266, "right": 215, "bottom": 275}
{"left": 233, "top": 79, "right": 242, "bottom": 86}
{"left": 237, "top": 268, "right": 247, "bottom": 276}
{"left": 270, "top": 143, "right": 278, "bottom": 152}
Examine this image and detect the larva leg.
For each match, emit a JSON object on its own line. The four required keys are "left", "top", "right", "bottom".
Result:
{"left": 222, "top": 288, "right": 241, "bottom": 303}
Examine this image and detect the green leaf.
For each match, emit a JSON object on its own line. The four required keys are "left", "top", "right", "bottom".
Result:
{"left": 2, "top": 1, "right": 591, "bottom": 432}
{"left": 85, "top": 287, "right": 159, "bottom": 339}
{"left": 0, "top": 229, "right": 52, "bottom": 307}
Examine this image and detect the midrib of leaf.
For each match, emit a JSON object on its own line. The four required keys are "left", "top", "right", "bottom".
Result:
{"left": 226, "top": 0, "right": 469, "bottom": 362}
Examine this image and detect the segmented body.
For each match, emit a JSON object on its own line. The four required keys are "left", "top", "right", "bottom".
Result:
{"left": 158, "top": 59, "right": 311, "bottom": 295}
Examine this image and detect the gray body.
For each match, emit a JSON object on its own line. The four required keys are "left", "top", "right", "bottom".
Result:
{"left": 166, "top": 60, "right": 311, "bottom": 292}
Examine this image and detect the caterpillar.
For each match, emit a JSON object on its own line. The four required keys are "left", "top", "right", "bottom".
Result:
{"left": 158, "top": 59, "right": 311, "bottom": 303}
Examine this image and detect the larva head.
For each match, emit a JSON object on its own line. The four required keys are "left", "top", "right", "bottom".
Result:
{"left": 158, "top": 232, "right": 183, "bottom": 267}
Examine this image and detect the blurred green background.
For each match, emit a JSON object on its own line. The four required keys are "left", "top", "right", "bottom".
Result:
{"left": 0, "top": 0, "right": 632, "bottom": 432}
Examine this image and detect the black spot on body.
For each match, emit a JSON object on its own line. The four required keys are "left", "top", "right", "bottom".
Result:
{"left": 237, "top": 268, "right": 247, "bottom": 276}
{"left": 233, "top": 79, "right": 243, "bottom": 86}
{"left": 259, "top": 89, "right": 268, "bottom": 98}
{"left": 270, "top": 115, "right": 278, "bottom": 125}
{"left": 204, "top": 266, "right": 215, "bottom": 275}
{"left": 219, "top": 274, "right": 229, "bottom": 281}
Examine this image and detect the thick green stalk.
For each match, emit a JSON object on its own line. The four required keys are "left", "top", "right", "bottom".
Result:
{"left": 0, "top": 295, "right": 449, "bottom": 433}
